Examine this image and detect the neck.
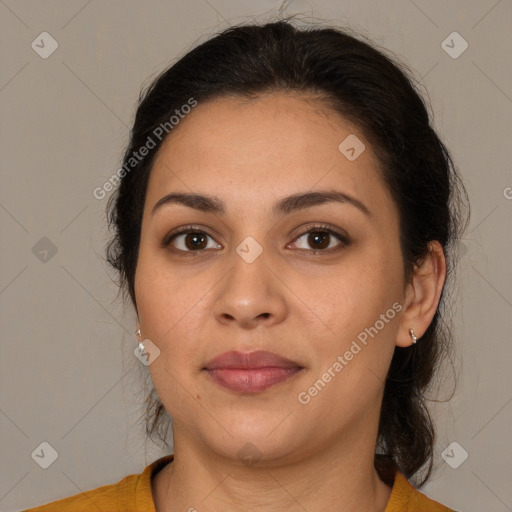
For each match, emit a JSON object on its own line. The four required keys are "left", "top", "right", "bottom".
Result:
{"left": 152, "top": 426, "right": 393, "bottom": 512}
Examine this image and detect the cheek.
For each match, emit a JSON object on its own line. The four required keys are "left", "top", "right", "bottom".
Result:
{"left": 301, "top": 247, "right": 403, "bottom": 390}
{"left": 304, "top": 252, "right": 402, "bottom": 337}
{"left": 134, "top": 248, "right": 186, "bottom": 341}
{"left": 134, "top": 247, "right": 215, "bottom": 369}
{"left": 134, "top": 258, "right": 212, "bottom": 426}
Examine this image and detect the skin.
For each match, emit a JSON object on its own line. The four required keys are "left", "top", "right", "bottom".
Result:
{"left": 133, "top": 92, "right": 446, "bottom": 512}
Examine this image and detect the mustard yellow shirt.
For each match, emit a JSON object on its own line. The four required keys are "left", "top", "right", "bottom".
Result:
{"left": 22, "top": 454, "right": 456, "bottom": 511}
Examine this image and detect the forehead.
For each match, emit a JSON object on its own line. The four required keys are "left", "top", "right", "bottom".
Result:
{"left": 146, "top": 92, "right": 394, "bottom": 220}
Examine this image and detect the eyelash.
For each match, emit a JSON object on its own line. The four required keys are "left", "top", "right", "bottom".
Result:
{"left": 162, "top": 224, "right": 351, "bottom": 256}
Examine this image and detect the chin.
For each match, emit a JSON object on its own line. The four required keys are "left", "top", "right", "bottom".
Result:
{"left": 208, "top": 434, "right": 300, "bottom": 467}
{"left": 196, "top": 412, "right": 302, "bottom": 463}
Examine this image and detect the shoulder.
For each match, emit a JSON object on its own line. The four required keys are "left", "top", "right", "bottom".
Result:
{"left": 386, "top": 471, "right": 457, "bottom": 512}
{"left": 21, "top": 455, "right": 174, "bottom": 512}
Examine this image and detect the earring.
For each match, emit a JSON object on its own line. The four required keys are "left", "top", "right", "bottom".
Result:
{"left": 135, "top": 328, "right": 145, "bottom": 352}
{"left": 409, "top": 328, "right": 417, "bottom": 344}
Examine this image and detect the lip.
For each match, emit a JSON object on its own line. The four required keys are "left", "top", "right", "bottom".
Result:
{"left": 203, "top": 350, "right": 304, "bottom": 393}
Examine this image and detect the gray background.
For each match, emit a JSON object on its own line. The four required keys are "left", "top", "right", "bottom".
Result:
{"left": 1, "top": 1, "right": 511, "bottom": 511}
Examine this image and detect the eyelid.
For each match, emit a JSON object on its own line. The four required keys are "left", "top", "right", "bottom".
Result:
{"left": 162, "top": 223, "right": 351, "bottom": 254}
{"left": 288, "top": 224, "right": 350, "bottom": 251}
{"left": 161, "top": 224, "right": 221, "bottom": 251}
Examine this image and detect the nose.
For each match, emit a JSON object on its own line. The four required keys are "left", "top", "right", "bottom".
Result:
{"left": 213, "top": 243, "right": 288, "bottom": 330}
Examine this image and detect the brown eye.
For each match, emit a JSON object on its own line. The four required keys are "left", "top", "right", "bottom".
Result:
{"left": 307, "top": 231, "right": 331, "bottom": 250}
{"left": 166, "top": 229, "right": 221, "bottom": 253}
{"left": 182, "top": 232, "right": 208, "bottom": 250}
{"left": 289, "top": 226, "right": 350, "bottom": 253}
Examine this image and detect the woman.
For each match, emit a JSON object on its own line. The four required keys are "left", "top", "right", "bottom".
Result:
{"left": 24, "top": 18, "right": 468, "bottom": 512}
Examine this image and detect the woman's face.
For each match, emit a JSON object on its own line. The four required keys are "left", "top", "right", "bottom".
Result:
{"left": 134, "top": 92, "right": 407, "bottom": 464}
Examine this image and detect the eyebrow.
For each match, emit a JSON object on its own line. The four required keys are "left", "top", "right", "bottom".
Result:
{"left": 151, "top": 190, "right": 371, "bottom": 218}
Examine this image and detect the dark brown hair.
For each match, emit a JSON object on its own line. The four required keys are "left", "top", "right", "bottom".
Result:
{"left": 106, "top": 18, "right": 469, "bottom": 487}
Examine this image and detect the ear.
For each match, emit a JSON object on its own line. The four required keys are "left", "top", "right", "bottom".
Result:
{"left": 396, "top": 240, "right": 447, "bottom": 347}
